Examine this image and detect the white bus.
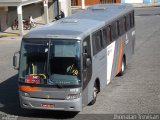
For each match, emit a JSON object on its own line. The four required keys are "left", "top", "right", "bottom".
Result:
{"left": 13, "top": 4, "right": 135, "bottom": 111}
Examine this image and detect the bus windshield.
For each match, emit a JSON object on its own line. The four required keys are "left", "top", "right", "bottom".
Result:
{"left": 19, "top": 39, "right": 81, "bottom": 86}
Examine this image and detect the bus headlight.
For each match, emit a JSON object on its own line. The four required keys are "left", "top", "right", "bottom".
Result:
{"left": 65, "top": 93, "right": 81, "bottom": 100}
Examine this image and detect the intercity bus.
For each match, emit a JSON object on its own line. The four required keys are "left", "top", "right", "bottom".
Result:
{"left": 13, "top": 4, "right": 135, "bottom": 111}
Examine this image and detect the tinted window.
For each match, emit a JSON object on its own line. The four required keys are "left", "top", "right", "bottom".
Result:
{"left": 49, "top": 40, "right": 81, "bottom": 79}
{"left": 130, "top": 11, "right": 135, "bottom": 28}
{"left": 83, "top": 36, "right": 92, "bottom": 89}
{"left": 19, "top": 40, "right": 48, "bottom": 79}
{"left": 102, "top": 28, "right": 108, "bottom": 48}
{"left": 83, "top": 36, "right": 91, "bottom": 57}
{"left": 126, "top": 14, "right": 131, "bottom": 30}
{"left": 111, "top": 22, "right": 119, "bottom": 40}
{"left": 83, "top": 36, "right": 91, "bottom": 69}
{"left": 118, "top": 17, "right": 126, "bottom": 36}
{"left": 92, "top": 30, "right": 103, "bottom": 55}
{"left": 107, "top": 26, "right": 111, "bottom": 45}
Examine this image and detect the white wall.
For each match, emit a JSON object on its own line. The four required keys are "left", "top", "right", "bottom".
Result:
{"left": 124, "top": 0, "right": 143, "bottom": 3}
{"left": 59, "top": 0, "right": 71, "bottom": 17}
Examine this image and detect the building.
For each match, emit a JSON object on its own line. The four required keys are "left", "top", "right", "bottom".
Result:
{"left": 0, "top": 0, "right": 71, "bottom": 35}
{"left": 122, "top": 0, "right": 160, "bottom": 3}
{"left": 0, "top": 0, "right": 56, "bottom": 35}
{"left": 71, "top": 0, "right": 160, "bottom": 6}
{"left": 71, "top": 0, "right": 121, "bottom": 6}
{"left": 59, "top": 0, "right": 71, "bottom": 17}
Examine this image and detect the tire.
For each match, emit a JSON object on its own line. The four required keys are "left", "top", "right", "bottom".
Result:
{"left": 31, "top": 22, "right": 36, "bottom": 28}
{"left": 89, "top": 82, "right": 98, "bottom": 105}
{"left": 118, "top": 57, "right": 126, "bottom": 76}
{"left": 27, "top": 24, "right": 32, "bottom": 30}
{"left": 11, "top": 24, "right": 17, "bottom": 30}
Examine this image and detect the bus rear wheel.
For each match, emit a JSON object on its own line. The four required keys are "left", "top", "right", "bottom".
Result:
{"left": 89, "top": 82, "right": 98, "bottom": 105}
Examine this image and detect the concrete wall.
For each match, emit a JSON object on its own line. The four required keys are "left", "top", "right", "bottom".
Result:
{"left": 48, "top": 1, "right": 54, "bottom": 22}
{"left": 7, "top": 3, "right": 43, "bottom": 27}
{"left": 0, "top": 7, "right": 8, "bottom": 31}
{"left": 42, "top": 0, "right": 55, "bottom": 22}
{"left": 59, "top": 0, "right": 71, "bottom": 17}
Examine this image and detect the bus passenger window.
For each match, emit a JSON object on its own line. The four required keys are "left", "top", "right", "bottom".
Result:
{"left": 102, "top": 28, "right": 107, "bottom": 48}
{"left": 107, "top": 26, "right": 111, "bottom": 45}
{"left": 118, "top": 17, "right": 126, "bottom": 36}
{"left": 126, "top": 14, "right": 131, "bottom": 31}
{"left": 130, "top": 11, "right": 135, "bottom": 28}
{"left": 111, "top": 22, "right": 119, "bottom": 41}
{"left": 92, "top": 31, "right": 103, "bottom": 55}
{"left": 133, "top": 12, "right": 135, "bottom": 26}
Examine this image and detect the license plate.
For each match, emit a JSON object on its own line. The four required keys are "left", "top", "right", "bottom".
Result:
{"left": 41, "top": 103, "right": 54, "bottom": 108}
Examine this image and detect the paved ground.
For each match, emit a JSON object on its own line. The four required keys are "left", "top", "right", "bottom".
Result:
{"left": 0, "top": 7, "right": 160, "bottom": 120}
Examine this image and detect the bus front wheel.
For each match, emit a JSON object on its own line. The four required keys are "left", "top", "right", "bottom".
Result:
{"left": 89, "top": 82, "right": 98, "bottom": 105}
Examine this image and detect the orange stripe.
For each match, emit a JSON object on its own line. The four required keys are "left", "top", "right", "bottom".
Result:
{"left": 19, "top": 86, "right": 42, "bottom": 92}
{"left": 117, "top": 38, "right": 123, "bottom": 74}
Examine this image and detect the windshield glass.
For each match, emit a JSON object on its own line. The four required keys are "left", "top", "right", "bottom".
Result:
{"left": 49, "top": 40, "right": 81, "bottom": 85}
{"left": 19, "top": 39, "right": 81, "bottom": 86}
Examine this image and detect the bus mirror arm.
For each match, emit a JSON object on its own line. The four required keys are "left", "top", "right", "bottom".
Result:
{"left": 13, "top": 51, "right": 19, "bottom": 70}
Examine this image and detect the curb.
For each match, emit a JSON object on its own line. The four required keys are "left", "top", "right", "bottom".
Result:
{"left": 0, "top": 33, "right": 20, "bottom": 37}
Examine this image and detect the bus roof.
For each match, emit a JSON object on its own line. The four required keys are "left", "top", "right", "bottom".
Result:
{"left": 24, "top": 4, "right": 134, "bottom": 40}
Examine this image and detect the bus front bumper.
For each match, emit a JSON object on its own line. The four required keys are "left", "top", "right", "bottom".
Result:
{"left": 19, "top": 95, "right": 82, "bottom": 112}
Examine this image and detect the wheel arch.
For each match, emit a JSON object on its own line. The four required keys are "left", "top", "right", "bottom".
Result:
{"left": 95, "top": 78, "right": 100, "bottom": 93}
{"left": 123, "top": 54, "right": 126, "bottom": 66}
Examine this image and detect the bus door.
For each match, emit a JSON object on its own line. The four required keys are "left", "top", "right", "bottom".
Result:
{"left": 82, "top": 36, "right": 92, "bottom": 105}
{"left": 82, "top": 36, "right": 92, "bottom": 90}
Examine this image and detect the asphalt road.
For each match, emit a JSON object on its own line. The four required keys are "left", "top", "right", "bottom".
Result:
{"left": 0, "top": 7, "right": 160, "bottom": 120}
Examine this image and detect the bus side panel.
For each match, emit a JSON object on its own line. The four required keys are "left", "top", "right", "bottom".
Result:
{"left": 87, "top": 48, "right": 107, "bottom": 104}
{"left": 107, "top": 41, "right": 117, "bottom": 84}
{"left": 124, "top": 28, "right": 135, "bottom": 66}
{"left": 110, "top": 38, "right": 121, "bottom": 80}
{"left": 111, "top": 32, "right": 128, "bottom": 79}
{"left": 82, "top": 85, "right": 89, "bottom": 106}
{"left": 130, "top": 28, "right": 136, "bottom": 56}
{"left": 131, "top": 28, "right": 136, "bottom": 54}
{"left": 112, "top": 28, "right": 135, "bottom": 77}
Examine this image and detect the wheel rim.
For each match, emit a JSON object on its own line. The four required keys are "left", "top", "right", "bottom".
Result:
{"left": 121, "top": 59, "right": 125, "bottom": 72}
{"left": 93, "top": 87, "right": 98, "bottom": 100}
{"left": 12, "top": 25, "right": 17, "bottom": 30}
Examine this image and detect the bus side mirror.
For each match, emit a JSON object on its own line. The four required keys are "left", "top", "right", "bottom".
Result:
{"left": 13, "top": 56, "right": 17, "bottom": 67}
{"left": 13, "top": 51, "right": 19, "bottom": 70}
{"left": 83, "top": 52, "right": 91, "bottom": 68}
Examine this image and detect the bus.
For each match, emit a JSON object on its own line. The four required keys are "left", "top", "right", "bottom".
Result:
{"left": 13, "top": 4, "right": 135, "bottom": 112}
